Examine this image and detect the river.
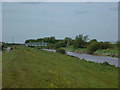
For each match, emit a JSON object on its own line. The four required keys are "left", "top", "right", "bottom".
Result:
{"left": 42, "top": 49, "right": 119, "bottom": 67}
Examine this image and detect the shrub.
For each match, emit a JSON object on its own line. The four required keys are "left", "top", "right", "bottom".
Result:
{"left": 73, "top": 35, "right": 88, "bottom": 48}
{"left": 55, "top": 41, "right": 66, "bottom": 49}
{"left": 100, "top": 42, "right": 111, "bottom": 49}
{"left": 56, "top": 48, "right": 66, "bottom": 54}
{"left": 28, "top": 46, "right": 34, "bottom": 48}
{"left": 0, "top": 46, "right": 2, "bottom": 50}
{"left": 10, "top": 47, "right": 13, "bottom": 50}
{"left": 86, "top": 42, "right": 101, "bottom": 54}
{"left": 88, "top": 39, "right": 97, "bottom": 44}
{"left": 102, "top": 62, "right": 110, "bottom": 66}
{"left": 46, "top": 44, "right": 55, "bottom": 49}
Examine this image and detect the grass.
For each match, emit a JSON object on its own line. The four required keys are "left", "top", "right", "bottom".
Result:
{"left": 61, "top": 45, "right": 119, "bottom": 57}
{"left": 95, "top": 49, "right": 119, "bottom": 57}
{"left": 61, "top": 45, "right": 86, "bottom": 52}
{"left": 0, "top": 52, "right": 2, "bottom": 89}
{"left": 60, "top": 45, "right": 74, "bottom": 52}
{"left": 3, "top": 46, "right": 119, "bottom": 88}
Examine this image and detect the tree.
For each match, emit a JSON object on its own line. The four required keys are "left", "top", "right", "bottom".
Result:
{"left": 39, "top": 37, "right": 56, "bottom": 43}
{"left": 37, "top": 38, "right": 44, "bottom": 42}
{"left": 116, "top": 41, "right": 120, "bottom": 48}
{"left": 100, "top": 42, "right": 111, "bottom": 49}
{"left": 73, "top": 35, "right": 88, "bottom": 48}
{"left": 86, "top": 42, "right": 101, "bottom": 54}
{"left": 56, "top": 48, "right": 66, "bottom": 54}
{"left": 64, "top": 37, "right": 72, "bottom": 46}
{"left": 55, "top": 41, "right": 66, "bottom": 49}
{"left": 88, "top": 39, "right": 97, "bottom": 44}
{"left": 25, "top": 39, "right": 37, "bottom": 43}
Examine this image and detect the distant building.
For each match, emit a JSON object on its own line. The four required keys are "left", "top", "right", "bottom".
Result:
{"left": 25, "top": 41, "right": 48, "bottom": 47}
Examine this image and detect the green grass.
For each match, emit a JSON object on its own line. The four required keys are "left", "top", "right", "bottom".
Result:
{"left": 3, "top": 46, "right": 118, "bottom": 88}
{"left": 0, "top": 53, "right": 2, "bottom": 89}
{"left": 60, "top": 45, "right": 74, "bottom": 52}
{"left": 61, "top": 45, "right": 119, "bottom": 57}
{"left": 61, "top": 45, "right": 86, "bottom": 52}
{"left": 95, "top": 49, "right": 119, "bottom": 57}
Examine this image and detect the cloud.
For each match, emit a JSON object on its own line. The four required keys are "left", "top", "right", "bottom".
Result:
{"left": 74, "top": 10, "right": 88, "bottom": 15}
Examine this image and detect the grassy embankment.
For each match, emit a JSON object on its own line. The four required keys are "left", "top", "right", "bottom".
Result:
{"left": 61, "top": 45, "right": 119, "bottom": 57}
{"left": 3, "top": 46, "right": 119, "bottom": 88}
{"left": 0, "top": 52, "right": 2, "bottom": 89}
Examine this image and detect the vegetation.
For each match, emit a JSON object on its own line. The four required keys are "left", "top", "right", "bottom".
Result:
{"left": 86, "top": 42, "right": 101, "bottom": 54}
{"left": 0, "top": 53, "right": 2, "bottom": 89}
{"left": 88, "top": 39, "right": 97, "bottom": 44}
{"left": 95, "top": 48, "right": 119, "bottom": 57}
{"left": 73, "top": 35, "right": 88, "bottom": 48}
{"left": 61, "top": 44, "right": 119, "bottom": 57}
{"left": 25, "top": 35, "right": 119, "bottom": 57}
{"left": 0, "top": 43, "right": 2, "bottom": 50}
{"left": 56, "top": 48, "right": 66, "bottom": 54}
{"left": 3, "top": 46, "right": 118, "bottom": 88}
{"left": 86, "top": 42, "right": 115, "bottom": 54}
{"left": 54, "top": 41, "right": 66, "bottom": 49}
{"left": 46, "top": 44, "right": 55, "bottom": 49}
{"left": 25, "top": 36, "right": 57, "bottom": 44}
{"left": 64, "top": 37, "right": 73, "bottom": 46}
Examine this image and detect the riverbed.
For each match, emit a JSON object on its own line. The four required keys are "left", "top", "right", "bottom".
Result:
{"left": 42, "top": 49, "right": 119, "bottom": 67}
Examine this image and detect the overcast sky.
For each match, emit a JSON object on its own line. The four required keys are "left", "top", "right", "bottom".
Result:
{"left": 2, "top": 2, "right": 118, "bottom": 43}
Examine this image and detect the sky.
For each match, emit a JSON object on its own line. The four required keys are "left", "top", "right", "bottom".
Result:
{"left": 0, "top": 2, "right": 1, "bottom": 42}
{"left": 2, "top": 2, "right": 118, "bottom": 43}
{"left": 2, "top": 0, "right": 120, "bottom": 2}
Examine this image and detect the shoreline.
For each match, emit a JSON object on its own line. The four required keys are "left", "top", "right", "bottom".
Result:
{"left": 65, "top": 49, "right": 119, "bottom": 58}
{"left": 42, "top": 49, "right": 119, "bottom": 67}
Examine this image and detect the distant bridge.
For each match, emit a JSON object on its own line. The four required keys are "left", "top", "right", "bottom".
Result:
{"left": 25, "top": 42, "right": 48, "bottom": 46}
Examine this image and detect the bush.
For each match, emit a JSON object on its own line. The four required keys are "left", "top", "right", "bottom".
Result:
{"left": 28, "top": 46, "right": 34, "bottom": 48}
{"left": 88, "top": 39, "right": 97, "bottom": 44}
{"left": 102, "top": 62, "right": 110, "bottom": 66}
{"left": 86, "top": 42, "right": 101, "bottom": 54}
{"left": 56, "top": 48, "right": 66, "bottom": 54}
{"left": 86, "top": 41, "right": 111, "bottom": 54}
{"left": 46, "top": 44, "right": 55, "bottom": 49}
{"left": 100, "top": 42, "right": 111, "bottom": 49}
{"left": 55, "top": 41, "right": 66, "bottom": 49}
{"left": 73, "top": 35, "right": 88, "bottom": 48}
{"left": 10, "top": 47, "right": 13, "bottom": 50}
{"left": 0, "top": 46, "right": 2, "bottom": 50}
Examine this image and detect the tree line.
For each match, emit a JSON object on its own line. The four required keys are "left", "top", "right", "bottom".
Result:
{"left": 25, "top": 35, "right": 119, "bottom": 54}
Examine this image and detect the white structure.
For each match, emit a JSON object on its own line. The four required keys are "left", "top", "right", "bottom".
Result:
{"left": 6, "top": 47, "right": 11, "bottom": 52}
{"left": 25, "top": 41, "right": 48, "bottom": 47}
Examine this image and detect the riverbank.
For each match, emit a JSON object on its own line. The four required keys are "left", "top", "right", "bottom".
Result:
{"left": 42, "top": 49, "right": 119, "bottom": 67}
{"left": 61, "top": 45, "right": 119, "bottom": 58}
{"left": 3, "top": 46, "right": 118, "bottom": 88}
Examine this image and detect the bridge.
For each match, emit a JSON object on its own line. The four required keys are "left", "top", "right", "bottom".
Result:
{"left": 25, "top": 41, "right": 48, "bottom": 47}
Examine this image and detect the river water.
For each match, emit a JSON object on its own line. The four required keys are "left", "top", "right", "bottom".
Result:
{"left": 42, "top": 49, "right": 119, "bottom": 67}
